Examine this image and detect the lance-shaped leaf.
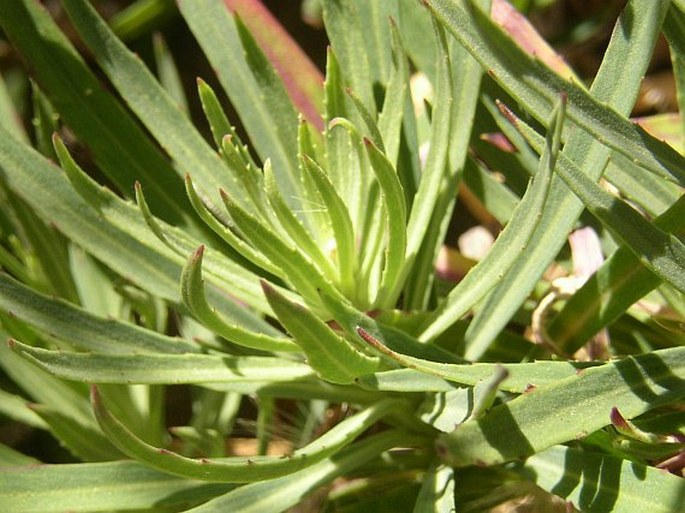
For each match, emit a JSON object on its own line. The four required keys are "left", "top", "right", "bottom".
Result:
{"left": 505, "top": 105, "right": 685, "bottom": 294}
{"left": 436, "top": 346, "right": 685, "bottom": 467}
{"left": 318, "top": 290, "right": 460, "bottom": 364}
{"left": 522, "top": 444, "right": 685, "bottom": 513}
{"left": 377, "top": 20, "right": 410, "bottom": 168}
{"left": 10, "top": 340, "right": 312, "bottom": 385}
{"left": 61, "top": 0, "right": 248, "bottom": 213}
{"left": 180, "top": 246, "right": 298, "bottom": 353}
{"left": 364, "top": 138, "right": 407, "bottom": 307}
{"left": 322, "top": 0, "right": 376, "bottom": 118}
{"left": 424, "top": 0, "right": 684, "bottom": 186}
{"left": 198, "top": 78, "right": 239, "bottom": 150}
{"left": 221, "top": 189, "right": 344, "bottom": 308}
{"left": 356, "top": 327, "right": 596, "bottom": 393}
{"left": 418, "top": 95, "right": 565, "bottom": 344}
{"left": 0, "top": 272, "right": 198, "bottom": 355}
{"left": 402, "top": 19, "right": 453, "bottom": 279}
{"left": 179, "top": 0, "right": 301, "bottom": 205}
{"left": 300, "top": 155, "right": 358, "bottom": 295}
{"left": 460, "top": 0, "right": 672, "bottom": 356}
{"left": 181, "top": 430, "right": 417, "bottom": 513}
{"left": 223, "top": 0, "right": 324, "bottom": 128}
{"left": 29, "top": 403, "right": 124, "bottom": 462}
{"left": 263, "top": 163, "right": 338, "bottom": 281}
{"left": 92, "top": 385, "right": 401, "bottom": 482}
{"left": 0, "top": 0, "right": 192, "bottom": 227}
{"left": 262, "top": 282, "right": 379, "bottom": 384}
{"left": 0, "top": 460, "right": 234, "bottom": 513}
{"left": 183, "top": 174, "right": 281, "bottom": 278}
{"left": 347, "top": 87, "right": 385, "bottom": 151}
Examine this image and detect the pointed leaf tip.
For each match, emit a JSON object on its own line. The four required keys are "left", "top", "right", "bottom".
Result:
{"left": 496, "top": 100, "right": 518, "bottom": 126}
{"left": 260, "top": 279, "right": 275, "bottom": 295}
{"left": 610, "top": 407, "right": 630, "bottom": 431}
{"left": 193, "top": 244, "right": 205, "bottom": 260}
{"left": 356, "top": 327, "right": 381, "bottom": 347}
{"left": 90, "top": 384, "right": 100, "bottom": 405}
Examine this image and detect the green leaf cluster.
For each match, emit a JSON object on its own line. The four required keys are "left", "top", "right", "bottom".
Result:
{"left": 0, "top": 0, "right": 683, "bottom": 511}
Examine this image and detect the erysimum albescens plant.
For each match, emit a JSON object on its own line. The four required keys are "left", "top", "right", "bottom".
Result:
{"left": 0, "top": 0, "right": 684, "bottom": 511}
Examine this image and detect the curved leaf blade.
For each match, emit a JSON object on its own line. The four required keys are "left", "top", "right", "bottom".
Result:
{"left": 92, "top": 385, "right": 401, "bottom": 482}
{"left": 262, "top": 282, "right": 379, "bottom": 384}
{"left": 436, "top": 346, "right": 685, "bottom": 467}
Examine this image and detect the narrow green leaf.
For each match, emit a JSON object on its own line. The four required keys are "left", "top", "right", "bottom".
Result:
{"left": 92, "top": 385, "right": 401, "bottom": 482}
{"left": 509, "top": 108, "right": 685, "bottom": 294}
{"left": 436, "top": 346, "right": 685, "bottom": 467}
{"left": 223, "top": 0, "right": 324, "bottom": 126}
{"left": 377, "top": 20, "right": 410, "bottom": 167}
{"left": 322, "top": 0, "right": 376, "bottom": 116}
{"left": 262, "top": 282, "right": 379, "bottom": 384}
{"left": 29, "top": 404, "right": 124, "bottom": 461}
{"left": 180, "top": 245, "right": 298, "bottom": 353}
{"left": 0, "top": 272, "right": 198, "bottom": 354}
{"left": 0, "top": 0, "right": 191, "bottom": 226}
{"left": 425, "top": 0, "right": 684, "bottom": 186}
{"left": 221, "top": 189, "right": 343, "bottom": 308}
{"left": 402, "top": 20, "right": 452, "bottom": 278}
{"left": 11, "top": 340, "right": 312, "bottom": 385}
{"left": 153, "top": 33, "right": 188, "bottom": 114}
{"left": 402, "top": 5, "right": 485, "bottom": 311}
{"left": 183, "top": 430, "right": 415, "bottom": 513}
{"left": 0, "top": 388, "right": 48, "bottom": 429}
{"left": 179, "top": 0, "right": 301, "bottom": 204}
{"left": 364, "top": 138, "right": 407, "bottom": 307}
{"left": 0, "top": 460, "right": 233, "bottom": 512}
{"left": 522, "top": 444, "right": 685, "bottom": 513}
{"left": 347, "top": 87, "right": 385, "bottom": 150}
{"left": 197, "top": 78, "right": 234, "bottom": 149}
{"left": 262, "top": 163, "right": 338, "bottom": 281}
{"left": 183, "top": 175, "right": 280, "bottom": 278}
{"left": 418, "top": 96, "right": 565, "bottom": 348}
{"left": 62, "top": 0, "right": 246, "bottom": 213}
{"left": 357, "top": 327, "right": 595, "bottom": 393}
{"left": 301, "top": 155, "right": 358, "bottom": 295}
{"left": 663, "top": 2, "right": 685, "bottom": 140}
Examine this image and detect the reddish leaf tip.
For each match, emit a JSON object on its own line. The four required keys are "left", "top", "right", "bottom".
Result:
{"left": 90, "top": 385, "right": 101, "bottom": 406}
{"left": 610, "top": 407, "right": 630, "bottom": 430}
{"left": 496, "top": 100, "right": 518, "bottom": 126}
{"left": 193, "top": 245, "right": 206, "bottom": 261}
{"left": 356, "top": 326, "right": 380, "bottom": 347}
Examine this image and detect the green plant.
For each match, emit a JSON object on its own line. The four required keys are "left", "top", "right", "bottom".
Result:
{"left": 0, "top": 0, "right": 684, "bottom": 511}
